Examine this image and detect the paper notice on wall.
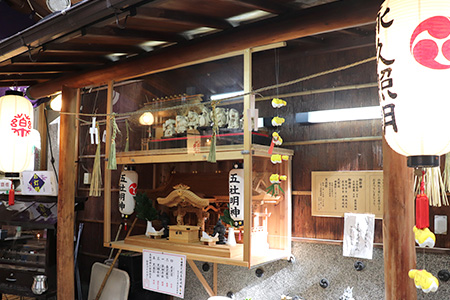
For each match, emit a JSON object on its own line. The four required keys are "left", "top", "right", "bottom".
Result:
{"left": 311, "top": 171, "right": 383, "bottom": 218}
{"left": 142, "top": 249, "right": 186, "bottom": 298}
{"left": 343, "top": 213, "right": 375, "bottom": 260}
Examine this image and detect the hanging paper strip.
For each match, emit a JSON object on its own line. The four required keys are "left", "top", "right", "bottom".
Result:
{"left": 107, "top": 114, "right": 120, "bottom": 170}
{"left": 124, "top": 119, "right": 130, "bottom": 152}
{"left": 89, "top": 124, "right": 102, "bottom": 197}
{"left": 207, "top": 102, "right": 218, "bottom": 163}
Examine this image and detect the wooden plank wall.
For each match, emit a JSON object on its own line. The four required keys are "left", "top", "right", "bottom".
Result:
{"left": 252, "top": 45, "right": 384, "bottom": 243}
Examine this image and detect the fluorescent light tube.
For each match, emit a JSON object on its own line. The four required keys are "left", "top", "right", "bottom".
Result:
{"left": 296, "top": 106, "right": 382, "bottom": 124}
{"left": 210, "top": 91, "right": 244, "bottom": 101}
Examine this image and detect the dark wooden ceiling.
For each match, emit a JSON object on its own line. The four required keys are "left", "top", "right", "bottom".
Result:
{"left": 0, "top": 0, "right": 379, "bottom": 98}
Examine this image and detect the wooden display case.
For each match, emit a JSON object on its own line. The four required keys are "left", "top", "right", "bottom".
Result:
{"left": 101, "top": 50, "right": 293, "bottom": 272}
{"left": 105, "top": 144, "right": 293, "bottom": 268}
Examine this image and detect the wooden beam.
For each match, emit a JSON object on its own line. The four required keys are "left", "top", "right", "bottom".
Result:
{"left": 187, "top": 259, "right": 215, "bottom": 297}
{"left": 43, "top": 43, "right": 144, "bottom": 55}
{"left": 213, "top": 263, "right": 218, "bottom": 295}
{"left": 382, "top": 138, "right": 417, "bottom": 300}
{"left": 27, "top": 0, "right": 382, "bottom": 99}
{"left": 134, "top": 7, "right": 232, "bottom": 29}
{"left": 243, "top": 49, "right": 252, "bottom": 265}
{"left": 82, "top": 27, "right": 184, "bottom": 43}
{"left": 225, "top": 0, "right": 287, "bottom": 14}
{"left": 11, "top": 54, "right": 109, "bottom": 64}
{"left": 0, "top": 0, "right": 146, "bottom": 62}
{"left": 0, "top": 65, "right": 78, "bottom": 74}
{"left": 284, "top": 136, "right": 382, "bottom": 146}
{"left": 57, "top": 86, "right": 78, "bottom": 300}
{"left": 104, "top": 81, "right": 114, "bottom": 244}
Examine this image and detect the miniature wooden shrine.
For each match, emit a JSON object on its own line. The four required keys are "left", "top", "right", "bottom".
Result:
{"left": 168, "top": 225, "right": 201, "bottom": 243}
{"left": 157, "top": 184, "right": 211, "bottom": 232}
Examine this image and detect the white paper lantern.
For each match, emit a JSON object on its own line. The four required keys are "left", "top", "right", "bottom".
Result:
{"left": 0, "top": 91, "right": 34, "bottom": 173}
{"left": 229, "top": 168, "right": 244, "bottom": 226}
{"left": 377, "top": 0, "right": 450, "bottom": 167}
{"left": 118, "top": 167, "right": 138, "bottom": 217}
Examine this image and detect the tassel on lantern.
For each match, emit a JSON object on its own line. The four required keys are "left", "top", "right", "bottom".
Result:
{"left": 107, "top": 114, "right": 120, "bottom": 170}
{"left": 89, "top": 124, "right": 102, "bottom": 197}
{"left": 416, "top": 171, "right": 429, "bottom": 229}
{"left": 8, "top": 180, "right": 14, "bottom": 206}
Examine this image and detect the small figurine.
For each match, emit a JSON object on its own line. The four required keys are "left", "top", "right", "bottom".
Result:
{"left": 339, "top": 287, "right": 355, "bottom": 300}
{"left": 187, "top": 111, "right": 199, "bottom": 130}
{"left": 270, "top": 154, "right": 289, "bottom": 164}
{"left": 272, "top": 116, "right": 285, "bottom": 126}
{"left": 270, "top": 174, "right": 287, "bottom": 183}
{"left": 272, "top": 98, "right": 287, "bottom": 108}
{"left": 176, "top": 115, "right": 188, "bottom": 134}
{"left": 228, "top": 108, "right": 240, "bottom": 129}
{"left": 409, "top": 269, "right": 439, "bottom": 293}
{"left": 163, "top": 119, "right": 176, "bottom": 137}
{"left": 213, "top": 219, "right": 226, "bottom": 244}
{"left": 272, "top": 132, "right": 283, "bottom": 146}
{"left": 211, "top": 107, "right": 228, "bottom": 128}
{"left": 199, "top": 107, "right": 211, "bottom": 127}
{"left": 413, "top": 226, "right": 436, "bottom": 248}
{"left": 200, "top": 231, "right": 219, "bottom": 246}
{"left": 266, "top": 174, "right": 287, "bottom": 197}
{"left": 160, "top": 212, "right": 170, "bottom": 238}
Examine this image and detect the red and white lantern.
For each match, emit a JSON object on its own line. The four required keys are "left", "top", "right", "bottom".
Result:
{"left": 119, "top": 167, "right": 138, "bottom": 218}
{"left": 0, "top": 91, "right": 33, "bottom": 172}
{"left": 377, "top": 0, "right": 450, "bottom": 167}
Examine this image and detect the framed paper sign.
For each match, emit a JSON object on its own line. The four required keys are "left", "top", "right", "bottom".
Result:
{"left": 142, "top": 249, "right": 186, "bottom": 298}
{"left": 311, "top": 171, "right": 383, "bottom": 219}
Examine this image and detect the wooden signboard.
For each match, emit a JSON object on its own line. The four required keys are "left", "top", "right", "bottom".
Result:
{"left": 311, "top": 171, "right": 383, "bottom": 219}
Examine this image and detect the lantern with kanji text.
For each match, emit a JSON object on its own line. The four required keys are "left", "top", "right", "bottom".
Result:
{"left": 0, "top": 90, "right": 33, "bottom": 173}
{"left": 377, "top": 0, "right": 450, "bottom": 167}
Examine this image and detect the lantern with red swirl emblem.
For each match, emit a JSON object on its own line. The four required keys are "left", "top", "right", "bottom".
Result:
{"left": 0, "top": 90, "right": 33, "bottom": 172}
{"left": 119, "top": 166, "right": 138, "bottom": 218}
{"left": 377, "top": 0, "right": 450, "bottom": 167}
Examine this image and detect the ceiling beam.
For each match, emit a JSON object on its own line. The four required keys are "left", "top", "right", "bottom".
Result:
{"left": 134, "top": 7, "right": 232, "bottom": 29}
{"left": 0, "top": 65, "right": 79, "bottom": 74}
{"left": 27, "top": 0, "right": 382, "bottom": 99}
{"left": 0, "top": 74, "right": 58, "bottom": 81}
{"left": 224, "top": 0, "right": 287, "bottom": 14}
{"left": 0, "top": 0, "right": 151, "bottom": 63}
{"left": 11, "top": 55, "right": 109, "bottom": 64}
{"left": 82, "top": 27, "right": 184, "bottom": 43}
{"left": 42, "top": 43, "right": 144, "bottom": 55}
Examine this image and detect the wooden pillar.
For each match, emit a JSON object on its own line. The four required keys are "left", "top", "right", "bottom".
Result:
{"left": 104, "top": 81, "right": 114, "bottom": 244}
{"left": 243, "top": 49, "right": 252, "bottom": 265}
{"left": 382, "top": 138, "right": 417, "bottom": 300}
{"left": 57, "top": 86, "right": 78, "bottom": 300}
